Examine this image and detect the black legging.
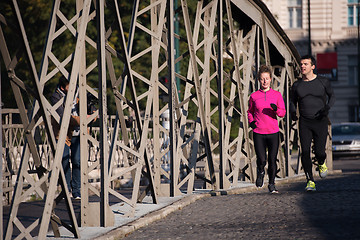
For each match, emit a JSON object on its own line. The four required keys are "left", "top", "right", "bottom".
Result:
{"left": 299, "top": 117, "right": 328, "bottom": 181}
{"left": 253, "top": 132, "right": 279, "bottom": 185}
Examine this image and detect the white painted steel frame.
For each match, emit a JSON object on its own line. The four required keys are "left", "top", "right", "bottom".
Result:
{"left": 0, "top": 0, "right": 335, "bottom": 239}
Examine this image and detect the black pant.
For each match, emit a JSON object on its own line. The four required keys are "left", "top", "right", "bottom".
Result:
{"left": 299, "top": 117, "right": 328, "bottom": 181}
{"left": 253, "top": 132, "right": 279, "bottom": 185}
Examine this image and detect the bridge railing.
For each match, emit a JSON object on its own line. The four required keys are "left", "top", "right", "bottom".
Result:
{"left": 1, "top": 109, "right": 205, "bottom": 204}
{"left": 2, "top": 107, "right": 333, "bottom": 205}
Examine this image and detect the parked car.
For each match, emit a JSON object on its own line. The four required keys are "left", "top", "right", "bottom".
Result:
{"left": 332, "top": 122, "right": 360, "bottom": 157}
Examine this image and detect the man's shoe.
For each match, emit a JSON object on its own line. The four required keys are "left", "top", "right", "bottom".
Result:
{"left": 305, "top": 180, "right": 316, "bottom": 191}
{"left": 256, "top": 171, "right": 265, "bottom": 188}
{"left": 318, "top": 163, "right": 328, "bottom": 178}
{"left": 268, "top": 184, "right": 278, "bottom": 193}
{"left": 74, "top": 196, "right": 81, "bottom": 200}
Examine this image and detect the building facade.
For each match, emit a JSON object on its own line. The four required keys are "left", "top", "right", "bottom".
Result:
{"left": 263, "top": 0, "right": 359, "bottom": 123}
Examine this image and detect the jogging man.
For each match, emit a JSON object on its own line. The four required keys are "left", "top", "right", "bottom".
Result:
{"left": 290, "top": 55, "right": 335, "bottom": 191}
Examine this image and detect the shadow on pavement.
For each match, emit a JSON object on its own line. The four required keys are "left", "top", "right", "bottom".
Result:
{"left": 295, "top": 173, "right": 360, "bottom": 239}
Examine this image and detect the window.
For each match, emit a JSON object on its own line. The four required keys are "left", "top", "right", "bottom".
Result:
{"left": 288, "top": 0, "right": 302, "bottom": 28}
{"left": 348, "top": 0, "right": 359, "bottom": 26}
{"left": 348, "top": 105, "right": 360, "bottom": 122}
{"left": 348, "top": 55, "right": 358, "bottom": 86}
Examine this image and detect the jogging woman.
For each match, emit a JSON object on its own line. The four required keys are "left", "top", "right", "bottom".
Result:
{"left": 247, "top": 65, "right": 286, "bottom": 193}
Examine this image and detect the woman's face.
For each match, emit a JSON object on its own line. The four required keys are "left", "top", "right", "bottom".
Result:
{"left": 259, "top": 72, "right": 271, "bottom": 91}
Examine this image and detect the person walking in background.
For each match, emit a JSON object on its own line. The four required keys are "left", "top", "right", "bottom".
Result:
{"left": 290, "top": 55, "right": 335, "bottom": 192}
{"left": 248, "top": 65, "right": 286, "bottom": 193}
{"left": 70, "top": 87, "right": 81, "bottom": 200}
{"left": 51, "top": 76, "right": 81, "bottom": 199}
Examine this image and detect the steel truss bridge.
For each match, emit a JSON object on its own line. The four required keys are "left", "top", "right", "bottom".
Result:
{"left": 0, "top": 0, "right": 333, "bottom": 239}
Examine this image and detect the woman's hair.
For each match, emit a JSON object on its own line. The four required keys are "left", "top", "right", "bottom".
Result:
{"left": 257, "top": 65, "right": 272, "bottom": 80}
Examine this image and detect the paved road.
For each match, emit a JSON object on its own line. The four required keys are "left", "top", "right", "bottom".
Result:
{"left": 123, "top": 172, "right": 360, "bottom": 240}
{"left": 333, "top": 157, "right": 360, "bottom": 172}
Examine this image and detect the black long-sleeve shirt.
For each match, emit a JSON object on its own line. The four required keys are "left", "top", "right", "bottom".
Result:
{"left": 290, "top": 76, "right": 335, "bottom": 119}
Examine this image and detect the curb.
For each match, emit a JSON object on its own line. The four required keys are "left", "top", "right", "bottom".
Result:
{"left": 92, "top": 170, "right": 342, "bottom": 239}
{"left": 91, "top": 194, "right": 207, "bottom": 240}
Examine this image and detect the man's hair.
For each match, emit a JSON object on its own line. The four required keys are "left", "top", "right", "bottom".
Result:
{"left": 257, "top": 65, "right": 272, "bottom": 79}
{"left": 58, "top": 76, "right": 69, "bottom": 89}
{"left": 301, "top": 55, "right": 316, "bottom": 66}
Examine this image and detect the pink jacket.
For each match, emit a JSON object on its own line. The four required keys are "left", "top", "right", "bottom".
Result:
{"left": 247, "top": 88, "right": 286, "bottom": 134}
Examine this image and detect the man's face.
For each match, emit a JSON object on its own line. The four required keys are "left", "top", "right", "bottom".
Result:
{"left": 61, "top": 84, "right": 69, "bottom": 94}
{"left": 300, "top": 58, "right": 315, "bottom": 76}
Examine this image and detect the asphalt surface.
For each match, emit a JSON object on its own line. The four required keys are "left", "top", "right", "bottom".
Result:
{"left": 122, "top": 172, "right": 360, "bottom": 240}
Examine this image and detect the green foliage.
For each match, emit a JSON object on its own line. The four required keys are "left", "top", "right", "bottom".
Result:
{"left": 0, "top": 0, "right": 240, "bottom": 141}
{"left": 0, "top": 0, "right": 52, "bottom": 108}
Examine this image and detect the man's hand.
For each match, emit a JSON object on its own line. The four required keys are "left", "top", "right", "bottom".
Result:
{"left": 315, "top": 105, "right": 330, "bottom": 120}
{"left": 270, "top": 103, "right": 277, "bottom": 111}
{"left": 250, "top": 121, "right": 257, "bottom": 129}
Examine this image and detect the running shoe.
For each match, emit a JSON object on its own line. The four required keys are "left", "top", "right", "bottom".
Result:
{"left": 268, "top": 184, "right": 278, "bottom": 193}
{"left": 318, "top": 162, "right": 328, "bottom": 178}
{"left": 305, "top": 180, "right": 316, "bottom": 191}
{"left": 72, "top": 195, "right": 81, "bottom": 200}
{"left": 255, "top": 171, "right": 265, "bottom": 188}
